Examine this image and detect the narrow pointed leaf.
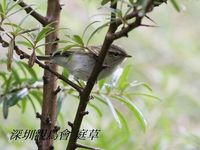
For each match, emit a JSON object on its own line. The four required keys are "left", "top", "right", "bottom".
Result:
{"left": 3, "top": 99, "right": 9, "bottom": 119}
{"left": 7, "top": 38, "right": 14, "bottom": 72}
{"left": 102, "top": 95, "right": 122, "bottom": 128}
{"left": 88, "top": 102, "right": 103, "bottom": 117}
{"left": 113, "top": 95, "right": 147, "bottom": 132}
{"left": 73, "top": 35, "right": 84, "bottom": 46}
{"left": 35, "top": 26, "right": 53, "bottom": 43}
{"left": 87, "top": 22, "right": 110, "bottom": 45}
{"left": 101, "top": 0, "right": 110, "bottom": 5}
{"left": 170, "top": 0, "right": 180, "bottom": 12}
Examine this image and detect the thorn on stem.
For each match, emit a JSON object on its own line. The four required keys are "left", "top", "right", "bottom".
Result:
{"left": 54, "top": 86, "right": 61, "bottom": 95}
{"left": 55, "top": 37, "right": 60, "bottom": 41}
{"left": 80, "top": 111, "right": 89, "bottom": 116}
{"left": 60, "top": 4, "right": 65, "bottom": 10}
{"left": 68, "top": 121, "right": 74, "bottom": 128}
{"left": 36, "top": 112, "right": 42, "bottom": 119}
{"left": 89, "top": 95, "right": 94, "bottom": 100}
{"left": 53, "top": 126, "right": 61, "bottom": 133}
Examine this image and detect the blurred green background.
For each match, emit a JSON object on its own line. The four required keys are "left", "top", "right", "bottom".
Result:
{"left": 0, "top": 0, "right": 200, "bottom": 150}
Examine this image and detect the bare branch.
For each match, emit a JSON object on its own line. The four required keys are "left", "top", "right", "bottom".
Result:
{"left": 13, "top": 0, "right": 47, "bottom": 26}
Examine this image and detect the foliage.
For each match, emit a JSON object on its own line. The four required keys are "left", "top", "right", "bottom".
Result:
{"left": 1, "top": 0, "right": 200, "bottom": 150}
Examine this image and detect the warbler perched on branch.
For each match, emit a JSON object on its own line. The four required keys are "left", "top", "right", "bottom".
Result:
{"left": 37, "top": 45, "right": 131, "bottom": 81}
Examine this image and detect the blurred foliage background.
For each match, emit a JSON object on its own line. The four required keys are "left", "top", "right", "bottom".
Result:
{"left": 0, "top": 0, "right": 200, "bottom": 150}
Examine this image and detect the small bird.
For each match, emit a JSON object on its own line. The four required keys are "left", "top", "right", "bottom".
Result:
{"left": 37, "top": 45, "right": 131, "bottom": 81}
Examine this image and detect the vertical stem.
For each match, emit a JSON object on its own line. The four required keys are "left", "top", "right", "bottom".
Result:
{"left": 37, "top": 0, "right": 61, "bottom": 150}
{"left": 66, "top": 1, "right": 117, "bottom": 149}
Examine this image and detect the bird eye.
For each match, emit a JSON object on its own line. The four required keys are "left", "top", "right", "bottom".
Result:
{"left": 111, "top": 52, "right": 119, "bottom": 57}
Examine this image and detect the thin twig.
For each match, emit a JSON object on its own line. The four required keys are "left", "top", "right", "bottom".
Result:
{"left": 13, "top": 0, "right": 47, "bottom": 26}
{"left": 76, "top": 143, "right": 101, "bottom": 150}
{"left": 112, "top": 17, "right": 142, "bottom": 40}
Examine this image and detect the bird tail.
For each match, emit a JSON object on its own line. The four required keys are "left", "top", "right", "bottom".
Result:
{"left": 37, "top": 55, "right": 51, "bottom": 61}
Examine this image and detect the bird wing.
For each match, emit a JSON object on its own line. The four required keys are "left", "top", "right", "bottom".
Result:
{"left": 87, "top": 45, "right": 101, "bottom": 56}
{"left": 51, "top": 45, "right": 101, "bottom": 58}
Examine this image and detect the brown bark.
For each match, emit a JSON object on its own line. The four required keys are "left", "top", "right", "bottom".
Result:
{"left": 37, "top": 0, "right": 61, "bottom": 150}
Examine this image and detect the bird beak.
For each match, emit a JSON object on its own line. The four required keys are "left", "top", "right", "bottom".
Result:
{"left": 125, "top": 54, "right": 132, "bottom": 57}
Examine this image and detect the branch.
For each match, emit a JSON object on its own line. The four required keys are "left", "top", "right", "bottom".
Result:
{"left": 13, "top": 0, "right": 47, "bottom": 26}
{"left": 76, "top": 143, "right": 101, "bottom": 150}
{"left": 111, "top": 0, "right": 154, "bottom": 40}
{"left": 112, "top": 17, "right": 142, "bottom": 40}
{"left": 115, "top": 9, "right": 139, "bottom": 26}
{"left": 66, "top": 1, "right": 118, "bottom": 150}
{"left": 0, "top": 36, "right": 83, "bottom": 93}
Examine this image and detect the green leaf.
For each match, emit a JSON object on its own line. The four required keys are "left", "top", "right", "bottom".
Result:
{"left": 101, "top": 95, "right": 122, "bottom": 128}
{"left": 116, "top": 110, "right": 130, "bottom": 134}
{"left": 29, "top": 90, "right": 42, "bottom": 105}
{"left": 82, "top": 21, "right": 100, "bottom": 39}
{"left": 3, "top": 98, "right": 9, "bottom": 119}
{"left": 87, "top": 21, "right": 110, "bottom": 45}
{"left": 62, "top": 44, "right": 79, "bottom": 52}
{"left": 4, "top": 22, "right": 19, "bottom": 28}
{"left": 8, "top": 88, "right": 29, "bottom": 107}
{"left": 88, "top": 102, "right": 103, "bottom": 117}
{"left": 0, "top": 71, "right": 7, "bottom": 83}
{"left": 7, "top": 3, "right": 31, "bottom": 18}
{"left": 57, "top": 92, "right": 65, "bottom": 116}
{"left": 170, "top": 0, "right": 180, "bottom": 12}
{"left": 5, "top": 74, "right": 13, "bottom": 93}
{"left": 58, "top": 113, "right": 65, "bottom": 127}
{"left": 20, "top": 62, "right": 38, "bottom": 80}
{"left": 1, "top": 0, "right": 7, "bottom": 13}
{"left": 130, "top": 81, "right": 153, "bottom": 92}
{"left": 36, "top": 40, "right": 68, "bottom": 49}
{"left": 27, "top": 95, "right": 37, "bottom": 113}
{"left": 35, "top": 25, "right": 54, "bottom": 43}
{"left": 127, "top": 92, "right": 161, "bottom": 101}
{"left": 118, "top": 64, "right": 132, "bottom": 91}
{"left": 101, "top": 0, "right": 110, "bottom": 5}
{"left": 7, "top": 38, "right": 14, "bottom": 72}
{"left": 98, "top": 78, "right": 106, "bottom": 90}
{"left": 62, "top": 68, "right": 70, "bottom": 79}
{"left": 0, "top": 4, "right": 4, "bottom": 18}
{"left": 18, "top": 7, "right": 34, "bottom": 27}
{"left": 0, "top": 96, "right": 3, "bottom": 104}
{"left": 21, "top": 97, "right": 27, "bottom": 113}
{"left": 73, "top": 35, "right": 84, "bottom": 46}
{"left": 6, "top": 0, "right": 24, "bottom": 15}
{"left": 12, "top": 68, "right": 21, "bottom": 84}
{"left": 16, "top": 40, "right": 34, "bottom": 49}
{"left": 113, "top": 95, "right": 147, "bottom": 132}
